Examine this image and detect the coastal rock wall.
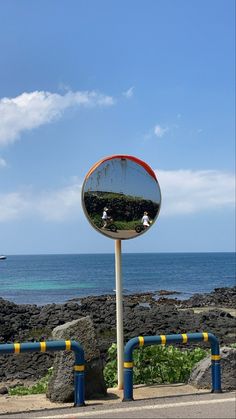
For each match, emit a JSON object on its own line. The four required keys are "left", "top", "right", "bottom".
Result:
{"left": 0, "top": 287, "right": 235, "bottom": 385}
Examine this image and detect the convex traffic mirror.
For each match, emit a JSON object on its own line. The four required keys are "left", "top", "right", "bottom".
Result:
{"left": 82, "top": 155, "right": 161, "bottom": 240}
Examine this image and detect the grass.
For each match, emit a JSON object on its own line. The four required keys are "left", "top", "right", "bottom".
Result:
{"left": 9, "top": 368, "right": 53, "bottom": 396}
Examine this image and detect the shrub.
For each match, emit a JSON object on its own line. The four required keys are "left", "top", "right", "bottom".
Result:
{"left": 104, "top": 343, "right": 209, "bottom": 388}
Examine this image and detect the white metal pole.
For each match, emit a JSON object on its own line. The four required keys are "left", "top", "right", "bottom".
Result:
{"left": 115, "top": 239, "right": 124, "bottom": 390}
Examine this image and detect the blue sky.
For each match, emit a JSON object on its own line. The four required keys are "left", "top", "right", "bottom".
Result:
{"left": 0, "top": 0, "right": 235, "bottom": 254}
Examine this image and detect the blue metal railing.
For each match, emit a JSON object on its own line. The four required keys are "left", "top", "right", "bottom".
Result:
{"left": 0, "top": 340, "right": 85, "bottom": 406}
{"left": 123, "top": 332, "right": 222, "bottom": 401}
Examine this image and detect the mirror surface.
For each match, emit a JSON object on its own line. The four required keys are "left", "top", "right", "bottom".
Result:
{"left": 82, "top": 155, "right": 161, "bottom": 240}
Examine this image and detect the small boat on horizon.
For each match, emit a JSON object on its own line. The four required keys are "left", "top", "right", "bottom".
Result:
{"left": 0, "top": 255, "right": 7, "bottom": 260}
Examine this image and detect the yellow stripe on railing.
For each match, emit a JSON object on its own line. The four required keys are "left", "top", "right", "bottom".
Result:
{"left": 203, "top": 332, "right": 208, "bottom": 342}
{"left": 138, "top": 336, "right": 144, "bottom": 346}
{"left": 40, "top": 342, "right": 46, "bottom": 352}
{"left": 14, "top": 343, "right": 20, "bottom": 354}
{"left": 211, "top": 355, "right": 221, "bottom": 361}
{"left": 65, "top": 340, "right": 71, "bottom": 351}
{"left": 182, "top": 334, "right": 188, "bottom": 343}
{"left": 160, "top": 335, "right": 166, "bottom": 345}
{"left": 74, "top": 365, "right": 85, "bottom": 371}
{"left": 124, "top": 362, "right": 133, "bottom": 368}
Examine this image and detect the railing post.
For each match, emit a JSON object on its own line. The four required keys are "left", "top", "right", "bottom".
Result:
{"left": 74, "top": 368, "right": 85, "bottom": 406}
{"left": 208, "top": 333, "right": 222, "bottom": 393}
{"left": 72, "top": 341, "right": 85, "bottom": 406}
{"left": 123, "top": 363, "right": 134, "bottom": 401}
{"left": 123, "top": 337, "right": 139, "bottom": 402}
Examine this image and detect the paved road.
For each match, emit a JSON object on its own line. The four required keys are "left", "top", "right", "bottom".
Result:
{"left": 2, "top": 392, "right": 235, "bottom": 419}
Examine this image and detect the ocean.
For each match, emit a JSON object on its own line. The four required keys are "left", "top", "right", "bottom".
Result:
{"left": 0, "top": 253, "right": 235, "bottom": 306}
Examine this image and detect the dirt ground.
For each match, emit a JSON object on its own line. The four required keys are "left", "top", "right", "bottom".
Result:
{"left": 0, "top": 384, "right": 208, "bottom": 415}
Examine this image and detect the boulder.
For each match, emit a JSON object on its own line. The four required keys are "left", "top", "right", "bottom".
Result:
{"left": 0, "top": 386, "right": 8, "bottom": 394}
{"left": 189, "top": 346, "right": 236, "bottom": 391}
{"left": 46, "top": 316, "right": 106, "bottom": 402}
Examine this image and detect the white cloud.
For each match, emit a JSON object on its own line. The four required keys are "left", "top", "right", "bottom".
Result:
{"left": 58, "top": 82, "right": 71, "bottom": 92}
{"left": 156, "top": 169, "right": 235, "bottom": 216}
{"left": 37, "top": 183, "right": 82, "bottom": 221}
{"left": 154, "top": 124, "right": 168, "bottom": 138}
{"left": 0, "top": 192, "right": 31, "bottom": 221}
{"left": 0, "top": 157, "right": 7, "bottom": 168}
{"left": 0, "top": 182, "right": 82, "bottom": 222}
{"left": 0, "top": 170, "right": 235, "bottom": 223}
{"left": 0, "top": 90, "right": 115, "bottom": 146}
{"left": 123, "top": 86, "right": 134, "bottom": 99}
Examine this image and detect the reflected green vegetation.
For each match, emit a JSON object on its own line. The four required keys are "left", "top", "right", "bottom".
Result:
{"left": 84, "top": 191, "right": 159, "bottom": 230}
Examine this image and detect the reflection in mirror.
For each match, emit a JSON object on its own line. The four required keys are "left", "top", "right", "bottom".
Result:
{"left": 82, "top": 155, "right": 161, "bottom": 240}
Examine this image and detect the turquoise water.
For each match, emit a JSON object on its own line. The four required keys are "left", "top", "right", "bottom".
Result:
{"left": 0, "top": 253, "right": 235, "bottom": 305}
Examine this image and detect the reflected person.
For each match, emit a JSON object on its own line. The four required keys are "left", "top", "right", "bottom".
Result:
{"left": 141, "top": 211, "right": 152, "bottom": 228}
{"left": 102, "top": 207, "right": 108, "bottom": 229}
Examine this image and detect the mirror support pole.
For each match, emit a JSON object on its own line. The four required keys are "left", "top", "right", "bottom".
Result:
{"left": 115, "top": 239, "right": 124, "bottom": 390}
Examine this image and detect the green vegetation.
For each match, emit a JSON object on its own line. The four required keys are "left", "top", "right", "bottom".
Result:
{"left": 84, "top": 191, "right": 159, "bottom": 223}
{"left": 112, "top": 220, "right": 140, "bottom": 230}
{"left": 229, "top": 343, "right": 236, "bottom": 348}
{"left": 104, "top": 343, "right": 209, "bottom": 388}
{"left": 91, "top": 215, "right": 140, "bottom": 230}
{"left": 92, "top": 192, "right": 142, "bottom": 201}
{"left": 9, "top": 368, "right": 53, "bottom": 396}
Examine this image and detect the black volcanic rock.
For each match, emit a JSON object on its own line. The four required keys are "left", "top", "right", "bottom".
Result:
{"left": 0, "top": 287, "right": 235, "bottom": 386}
{"left": 180, "top": 286, "right": 236, "bottom": 308}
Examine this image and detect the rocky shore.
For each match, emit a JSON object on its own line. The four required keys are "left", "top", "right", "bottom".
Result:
{"left": 0, "top": 286, "right": 235, "bottom": 388}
